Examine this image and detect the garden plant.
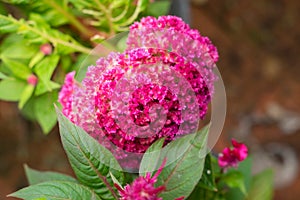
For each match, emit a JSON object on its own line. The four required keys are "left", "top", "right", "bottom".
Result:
{"left": 0, "top": 1, "right": 273, "bottom": 199}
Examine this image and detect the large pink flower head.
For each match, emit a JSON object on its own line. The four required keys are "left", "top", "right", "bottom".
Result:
{"left": 127, "top": 15, "right": 219, "bottom": 95}
{"left": 58, "top": 16, "right": 219, "bottom": 170}
{"left": 218, "top": 139, "right": 248, "bottom": 169}
{"left": 59, "top": 48, "right": 209, "bottom": 158}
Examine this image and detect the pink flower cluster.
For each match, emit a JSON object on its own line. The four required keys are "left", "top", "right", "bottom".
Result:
{"left": 127, "top": 15, "right": 219, "bottom": 94}
{"left": 218, "top": 139, "right": 248, "bottom": 169}
{"left": 116, "top": 160, "right": 166, "bottom": 200}
{"left": 59, "top": 15, "right": 218, "bottom": 164}
{"left": 60, "top": 48, "right": 210, "bottom": 155}
{"left": 116, "top": 159, "right": 184, "bottom": 200}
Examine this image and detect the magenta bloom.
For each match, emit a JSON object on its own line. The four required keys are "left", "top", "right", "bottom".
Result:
{"left": 127, "top": 15, "right": 219, "bottom": 95}
{"left": 59, "top": 16, "right": 217, "bottom": 169}
{"left": 116, "top": 160, "right": 166, "bottom": 200}
{"left": 218, "top": 139, "right": 248, "bottom": 169}
{"left": 59, "top": 48, "right": 210, "bottom": 159}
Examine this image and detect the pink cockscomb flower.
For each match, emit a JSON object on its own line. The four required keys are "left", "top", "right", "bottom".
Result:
{"left": 116, "top": 159, "right": 166, "bottom": 200}
{"left": 59, "top": 47, "right": 210, "bottom": 167}
{"left": 218, "top": 139, "right": 248, "bottom": 169}
{"left": 127, "top": 15, "right": 219, "bottom": 95}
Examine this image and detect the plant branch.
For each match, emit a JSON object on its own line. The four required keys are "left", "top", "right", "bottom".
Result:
{"left": 118, "top": 0, "right": 143, "bottom": 27}
{"left": 112, "top": 0, "right": 130, "bottom": 22}
{"left": 43, "top": 0, "right": 92, "bottom": 38}
{"left": 0, "top": 15, "right": 92, "bottom": 54}
{"left": 92, "top": 0, "right": 115, "bottom": 36}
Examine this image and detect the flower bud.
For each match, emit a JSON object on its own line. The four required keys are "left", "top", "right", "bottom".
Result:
{"left": 27, "top": 74, "right": 38, "bottom": 86}
{"left": 40, "top": 43, "right": 52, "bottom": 55}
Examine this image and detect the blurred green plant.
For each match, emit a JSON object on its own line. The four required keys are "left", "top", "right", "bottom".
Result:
{"left": 188, "top": 155, "right": 274, "bottom": 200}
{"left": 0, "top": 0, "right": 171, "bottom": 133}
{"left": 8, "top": 114, "right": 273, "bottom": 199}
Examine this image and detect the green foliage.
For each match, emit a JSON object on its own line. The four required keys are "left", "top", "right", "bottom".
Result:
{"left": 56, "top": 108, "right": 125, "bottom": 200}
{"left": 139, "top": 125, "right": 209, "bottom": 199}
{"left": 9, "top": 111, "right": 274, "bottom": 199}
{"left": 197, "top": 154, "right": 218, "bottom": 192}
{"left": 190, "top": 155, "right": 274, "bottom": 200}
{"left": 0, "top": 0, "right": 167, "bottom": 134}
{"left": 247, "top": 169, "right": 273, "bottom": 200}
{"left": 34, "top": 92, "right": 58, "bottom": 133}
{"left": 0, "top": 78, "right": 26, "bottom": 101}
{"left": 8, "top": 181, "right": 102, "bottom": 200}
{"left": 144, "top": 0, "right": 171, "bottom": 17}
{"left": 139, "top": 137, "right": 165, "bottom": 175}
{"left": 24, "top": 164, "right": 77, "bottom": 185}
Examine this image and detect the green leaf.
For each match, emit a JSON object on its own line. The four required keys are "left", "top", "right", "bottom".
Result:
{"left": 146, "top": 0, "right": 170, "bottom": 17}
{"left": 0, "top": 14, "right": 19, "bottom": 33}
{"left": 222, "top": 171, "right": 247, "bottom": 195}
{"left": 224, "top": 157, "right": 252, "bottom": 200}
{"left": 237, "top": 157, "right": 252, "bottom": 191}
{"left": 139, "top": 137, "right": 165, "bottom": 175}
{"left": 0, "top": 79, "right": 26, "bottom": 101}
{"left": 35, "top": 92, "right": 58, "bottom": 133}
{"left": 154, "top": 125, "right": 210, "bottom": 199}
{"left": 24, "top": 164, "right": 77, "bottom": 185}
{"left": 0, "top": 72, "right": 7, "bottom": 79}
{"left": 0, "top": 14, "right": 91, "bottom": 54}
{"left": 0, "top": 37, "right": 37, "bottom": 60}
{"left": 198, "top": 154, "right": 218, "bottom": 191}
{"left": 21, "top": 96, "right": 36, "bottom": 120}
{"left": 34, "top": 54, "right": 60, "bottom": 89}
{"left": 29, "top": 52, "right": 45, "bottom": 68}
{"left": 247, "top": 169, "right": 273, "bottom": 200}
{"left": 2, "top": 0, "right": 30, "bottom": 4}
{"left": 109, "top": 171, "right": 123, "bottom": 189}
{"left": 18, "top": 84, "right": 35, "bottom": 109}
{"left": 1, "top": 57, "right": 31, "bottom": 80}
{"left": 35, "top": 81, "right": 60, "bottom": 96}
{"left": 56, "top": 108, "right": 125, "bottom": 200}
{"left": 8, "top": 181, "right": 102, "bottom": 200}
{"left": 60, "top": 55, "right": 72, "bottom": 72}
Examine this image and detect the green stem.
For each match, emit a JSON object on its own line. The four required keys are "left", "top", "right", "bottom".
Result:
{"left": 43, "top": 0, "right": 91, "bottom": 38}
{"left": 112, "top": 0, "right": 130, "bottom": 22}
{"left": 118, "top": 0, "right": 143, "bottom": 27}
{"left": 1, "top": 15, "right": 92, "bottom": 54}
{"left": 92, "top": 0, "right": 115, "bottom": 36}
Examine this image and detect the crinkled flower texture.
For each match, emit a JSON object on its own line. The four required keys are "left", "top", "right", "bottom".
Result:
{"left": 59, "top": 16, "right": 218, "bottom": 166}
{"left": 59, "top": 48, "right": 210, "bottom": 159}
{"left": 127, "top": 15, "right": 219, "bottom": 95}
{"left": 218, "top": 139, "right": 248, "bottom": 169}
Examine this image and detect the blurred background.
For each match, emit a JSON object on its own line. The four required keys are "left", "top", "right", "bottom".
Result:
{"left": 1, "top": 0, "right": 299, "bottom": 199}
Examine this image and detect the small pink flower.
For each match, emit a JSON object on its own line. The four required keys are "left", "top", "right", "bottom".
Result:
{"left": 27, "top": 74, "right": 38, "bottom": 86}
{"left": 116, "top": 159, "right": 166, "bottom": 200}
{"left": 218, "top": 139, "right": 248, "bottom": 169}
{"left": 40, "top": 43, "right": 52, "bottom": 55}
